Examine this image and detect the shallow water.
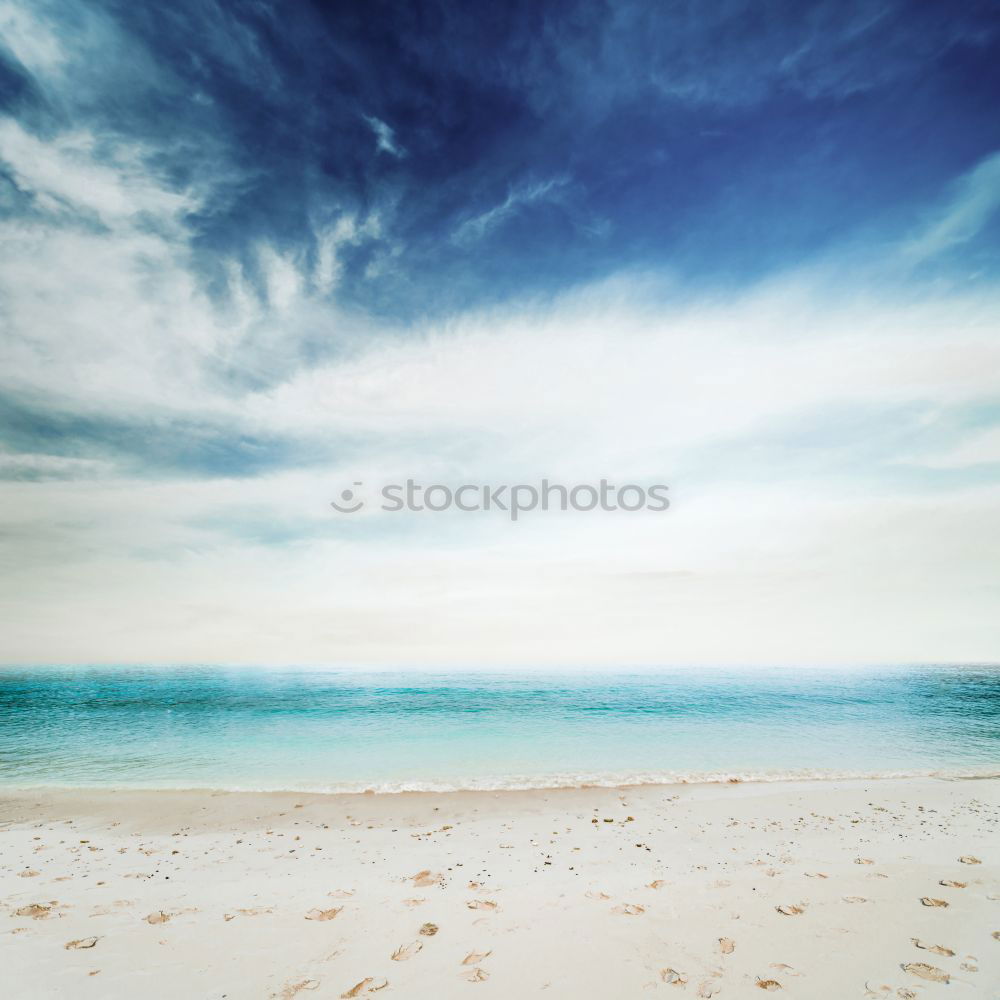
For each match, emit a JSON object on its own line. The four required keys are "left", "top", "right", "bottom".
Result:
{"left": 0, "top": 666, "right": 997, "bottom": 791}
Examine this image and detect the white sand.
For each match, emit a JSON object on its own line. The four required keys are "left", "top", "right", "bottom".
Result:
{"left": 1, "top": 777, "right": 998, "bottom": 998}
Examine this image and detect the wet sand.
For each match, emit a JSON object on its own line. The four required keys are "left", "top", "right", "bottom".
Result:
{"left": 1, "top": 777, "right": 998, "bottom": 998}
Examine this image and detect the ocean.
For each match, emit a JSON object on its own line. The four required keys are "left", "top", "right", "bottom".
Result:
{"left": 0, "top": 666, "right": 997, "bottom": 792}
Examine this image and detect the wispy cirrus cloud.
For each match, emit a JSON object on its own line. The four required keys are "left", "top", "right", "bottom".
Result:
{"left": 0, "top": 118, "right": 194, "bottom": 225}
{"left": 452, "top": 176, "right": 570, "bottom": 244}
{"left": 903, "top": 150, "right": 1000, "bottom": 262}
{"left": 363, "top": 114, "right": 406, "bottom": 158}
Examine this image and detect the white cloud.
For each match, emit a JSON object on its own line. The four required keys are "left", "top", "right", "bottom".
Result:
{"left": 0, "top": 116, "right": 373, "bottom": 418}
{"left": 0, "top": 1, "right": 66, "bottom": 78}
{"left": 255, "top": 276, "right": 1000, "bottom": 469}
{"left": 2, "top": 240, "right": 1000, "bottom": 665}
{"left": 0, "top": 119, "right": 195, "bottom": 224}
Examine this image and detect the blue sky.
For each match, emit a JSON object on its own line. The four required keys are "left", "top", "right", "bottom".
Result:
{"left": 1, "top": 0, "right": 999, "bottom": 665}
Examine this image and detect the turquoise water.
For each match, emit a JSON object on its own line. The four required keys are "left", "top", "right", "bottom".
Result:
{"left": 0, "top": 667, "right": 998, "bottom": 791}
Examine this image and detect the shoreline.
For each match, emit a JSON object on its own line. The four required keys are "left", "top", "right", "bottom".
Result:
{"left": 2, "top": 766, "right": 999, "bottom": 798}
{"left": 3, "top": 776, "right": 998, "bottom": 997}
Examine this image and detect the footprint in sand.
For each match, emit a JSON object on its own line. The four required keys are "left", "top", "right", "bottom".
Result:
{"left": 391, "top": 942, "right": 422, "bottom": 961}
{"left": 145, "top": 911, "right": 171, "bottom": 925}
{"left": 719, "top": 937, "right": 735, "bottom": 955}
{"left": 15, "top": 903, "right": 53, "bottom": 919}
{"left": 843, "top": 896, "right": 867, "bottom": 904}
{"left": 276, "top": 978, "right": 320, "bottom": 998}
{"left": 769, "top": 964, "right": 801, "bottom": 977}
{"left": 411, "top": 870, "right": 443, "bottom": 888}
{"left": 775, "top": 904, "right": 804, "bottom": 916}
{"left": 958, "top": 856, "right": 981, "bottom": 865}
{"left": 867, "top": 986, "right": 917, "bottom": 1000}
{"left": 466, "top": 900, "right": 498, "bottom": 911}
{"left": 854, "top": 858, "right": 875, "bottom": 865}
{"left": 911, "top": 938, "right": 954, "bottom": 957}
{"left": 919, "top": 897, "right": 948, "bottom": 908}
{"left": 661, "top": 968, "right": 687, "bottom": 985}
{"left": 647, "top": 880, "right": 666, "bottom": 889}
{"left": 939, "top": 880, "right": 966, "bottom": 888}
{"left": 418, "top": 923, "right": 438, "bottom": 936}
{"left": 611, "top": 903, "right": 645, "bottom": 915}
{"left": 696, "top": 980, "right": 721, "bottom": 998}
{"left": 461, "top": 950, "right": 492, "bottom": 965}
{"left": 756, "top": 979, "right": 782, "bottom": 991}
{"left": 464, "top": 968, "right": 489, "bottom": 982}
{"left": 403, "top": 898, "right": 426, "bottom": 907}
{"left": 65, "top": 937, "right": 99, "bottom": 950}
{"left": 902, "top": 962, "right": 949, "bottom": 983}
{"left": 340, "top": 977, "right": 388, "bottom": 997}
{"left": 305, "top": 907, "right": 342, "bottom": 922}
{"left": 17, "top": 870, "right": 40, "bottom": 878}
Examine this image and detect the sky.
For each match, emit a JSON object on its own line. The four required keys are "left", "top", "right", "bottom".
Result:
{"left": 1, "top": 0, "right": 999, "bottom": 667}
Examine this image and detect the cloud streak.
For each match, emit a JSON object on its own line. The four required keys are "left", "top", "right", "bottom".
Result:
{"left": 904, "top": 150, "right": 1000, "bottom": 262}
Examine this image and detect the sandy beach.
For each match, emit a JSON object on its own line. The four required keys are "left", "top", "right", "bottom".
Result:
{"left": 1, "top": 777, "right": 997, "bottom": 998}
